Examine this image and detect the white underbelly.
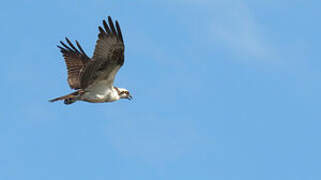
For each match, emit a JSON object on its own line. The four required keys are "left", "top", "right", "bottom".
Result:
{"left": 81, "top": 81, "right": 119, "bottom": 102}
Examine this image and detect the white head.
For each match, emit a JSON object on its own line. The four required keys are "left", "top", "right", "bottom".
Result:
{"left": 117, "top": 88, "right": 133, "bottom": 100}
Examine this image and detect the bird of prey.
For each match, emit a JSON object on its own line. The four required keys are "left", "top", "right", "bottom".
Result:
{"left": 49, "top": 16, "right": 132, "bottom": 105}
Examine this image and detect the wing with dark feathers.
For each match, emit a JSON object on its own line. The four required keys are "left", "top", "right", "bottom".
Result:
{"left": 80, "top": 16, "right": 124, "bottom": 89}
{"left": 57, "top": 38, "right": 91, "bottom": 89}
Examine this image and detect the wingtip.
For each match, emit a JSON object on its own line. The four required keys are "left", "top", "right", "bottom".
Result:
{"left": 115, "top": 20, "right": 123, "bottom": 42}
{"left": 108, "top": 16, "right": 113, "bottom": 23}
{"left": 65, "top": 37, "right": 71, "bottom": 44}
{"left": 98, "top": 26, "right": 104, "bottom": 33}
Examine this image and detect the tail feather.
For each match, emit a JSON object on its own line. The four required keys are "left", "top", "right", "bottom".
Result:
{"left": 49, "top": 94, "right": 75, "bottom": 103}
{"left": 49, "top": 90, "right": 84, "bottom": 105}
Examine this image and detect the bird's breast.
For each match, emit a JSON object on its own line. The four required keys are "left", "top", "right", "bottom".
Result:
{"left": 80, "top": 81, "right": 119, "bottom": 102}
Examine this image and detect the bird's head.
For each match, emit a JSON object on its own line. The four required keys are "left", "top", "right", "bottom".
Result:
{"left": 118, "top": 88, "right": 133, "bottom": 100}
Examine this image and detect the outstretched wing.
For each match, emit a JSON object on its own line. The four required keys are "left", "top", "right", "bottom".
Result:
{"left": 80, "top": 16, "right": 124, "bottom": 89}
{"left": 57, "top": 38, "right": 91, "bottom": 89}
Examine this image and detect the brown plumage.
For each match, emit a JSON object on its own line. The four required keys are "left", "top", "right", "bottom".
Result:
{"left": 80, "top": 17, "right": 124, "bottom": 89}
{"left": 57, "top": 38, "right": 90, "bottom": 89}
{"left": 56, "top": 16, "right": 124, "bottom": 91}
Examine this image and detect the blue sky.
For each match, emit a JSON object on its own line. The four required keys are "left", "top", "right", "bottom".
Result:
{"left": 1, "top": 0, "right": 321, "bottom": 179}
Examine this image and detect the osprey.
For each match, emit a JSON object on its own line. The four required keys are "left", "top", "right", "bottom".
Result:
{"left": 49, "top": 16, "right": 132, "bottom": 105}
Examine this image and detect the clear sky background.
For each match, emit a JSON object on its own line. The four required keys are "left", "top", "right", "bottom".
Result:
{"left": 1, "top": 0, "right": 321, "bottom": 179}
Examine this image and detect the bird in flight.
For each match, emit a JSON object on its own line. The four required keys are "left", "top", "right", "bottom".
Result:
{"left": 49, "top": 16, "right": 132, "bottom": 105}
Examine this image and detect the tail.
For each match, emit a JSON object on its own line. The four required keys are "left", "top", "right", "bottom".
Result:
{"left": 49, "top": 90, "right": 84, "bottom": 105}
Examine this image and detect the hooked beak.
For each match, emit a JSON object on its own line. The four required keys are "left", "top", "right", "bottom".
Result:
{"left": 127, "top": 95, "right": 133, "bottom": 100}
